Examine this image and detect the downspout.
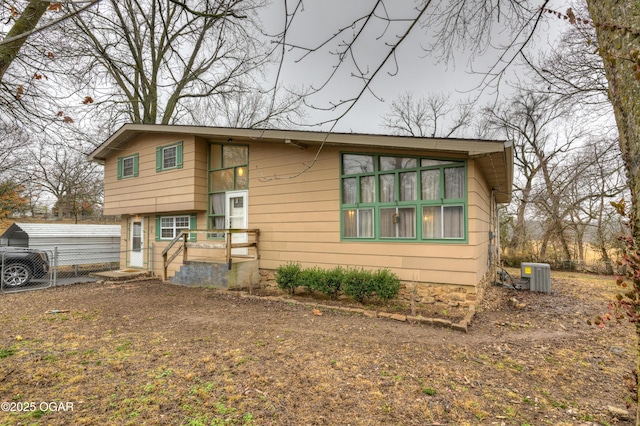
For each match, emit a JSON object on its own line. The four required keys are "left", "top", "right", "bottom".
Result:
{"left": 493, "top": 190, "right": 501, "bottom": 267}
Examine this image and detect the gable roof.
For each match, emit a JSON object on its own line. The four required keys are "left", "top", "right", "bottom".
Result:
{"left": 88, "top": 124, "right": 513, "bottom": 203}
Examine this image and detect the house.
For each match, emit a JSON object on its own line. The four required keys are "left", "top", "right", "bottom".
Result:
{"left": 88, "top": 124, "right": 513, "bottom": 305}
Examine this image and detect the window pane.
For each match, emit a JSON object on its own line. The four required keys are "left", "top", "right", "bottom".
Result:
{"left": 421, "top": 170, "right": 440, "bottom": 200}
{"left": 208, "top": 216, "right": 225, "bottom": 238}
{"left": 358, "top": 209, "right": 374, "bottom": 237}
{"left": 132, "top": 222, "right": 141, "bottom": 251}
{"left": 444, "top": 167, "right": 465, "bottom": 199}
{"left": 400, "top": 172, "right": 416, "bottom": 201}
{"left": 161, "top": 229, "right": 173, "bottom": 238}
{"left": 210, "top": 144, "right": 222, "bottom": 168}
{"left": 223, "top": 145, "right": 248, "bottom": 168}
{"left": 379, "top": 174, "right": 395, "bottom": 202}
{"left": 343, "top": 210, "right": 357, "bottom": 237}
{"left": 380, "top": 207, "right": 415, "bottom": 238}
{"left": 380, "top": 156, "right": 416, "bottom": 171}
{"left": 422, "top": 206, "right": 442, "bottom": 239}
{"left": 360, "top": 176, "right": 375, "bottom": 203}
{"left": 343, "top": 154, "right": 374, "bottom": 174}
{"left": 161, "top": 217, "right": 174, "bottom": 228}
{"left": 380, "top": 208, "right": 395, "bottom": 237}
{"left": 342, "top": 178, "right": 356, "bottom": 204}
{"left": 163, "top": 146, "right": 177, "bottom": 168}
{"left": 443, "top": 206, "right": 464, "bottom": 238}
{"left": 175, "top": 216, "right": 190, "bottom": 228}
{"left": 421, "top": 159, "right": 460, "bottom": 167}
{"left": 123, "top": 157, "right": 135, "bottom": 177}
{"left": 210, "top": 193, "right": 225, "bottom": 215}
{"left": 343, "top": 209, "right": 373, "bottom": 238}
{"left": 236, "top": 167, "right": 248, "bottom": 189}
{"left": 210, "top": 169, "right": 234, "bottom": 191}
{"left": 398, "top": 207, "right": 415, "bottom": 237}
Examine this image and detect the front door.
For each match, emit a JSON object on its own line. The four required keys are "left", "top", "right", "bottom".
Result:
{"left": 130, "top": 218, "right": 144, "bottom": 267}
{"left": 225, "top": 191, "right": 248, "bottom": 256}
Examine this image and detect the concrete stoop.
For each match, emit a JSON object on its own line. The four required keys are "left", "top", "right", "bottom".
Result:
{"left": 170, "top": 260, "right": 259, "bottom": 290}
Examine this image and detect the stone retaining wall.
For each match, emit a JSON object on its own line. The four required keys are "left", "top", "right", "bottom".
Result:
{"left": 259, "top": 268, "right": 494, "bottom": 307}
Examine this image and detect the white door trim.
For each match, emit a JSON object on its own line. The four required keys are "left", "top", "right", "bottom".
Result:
{"left": 130, "top": 217, "right": 144, "bottom": 268}
{"left": 225, "top": 191, "right": 248, "bottom": 256}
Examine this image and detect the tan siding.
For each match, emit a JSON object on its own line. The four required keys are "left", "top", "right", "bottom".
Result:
{"left": 467, "top": 160, "right": 493, "bottom": 282}
{"left": 248, "top": 144, "right": 491, "bottom": 288}
{"left": 110, "top": 135, "right": 500, "bottom": 290}
{"left": 103, "top": 134, "right": 206, "bottom": 215}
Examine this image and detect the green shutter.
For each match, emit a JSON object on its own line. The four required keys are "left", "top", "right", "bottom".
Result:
{"left": 176, "top": 141, "right": 183, "bottom": 169}
{"left": 156, "top": 147, "right": 162, "bottom": 172}
{"left": 155, "top": 216, "right": 161, "bottom": 241}
{"left": 133, "top": 153, "right": 139, "bottom": 177}
{"left": 189, "top": 213, "right": 197, "bottom": 242}
{"left": 117, "top": 157, "right": 123, "bottom": 180}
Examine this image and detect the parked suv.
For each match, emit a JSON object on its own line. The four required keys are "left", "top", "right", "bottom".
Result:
{"left": 0, "top": 247, "right": 50, "bottom": 287}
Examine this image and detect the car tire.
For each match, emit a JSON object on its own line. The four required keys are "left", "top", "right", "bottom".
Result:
{"left": 2, "top": 263, "right": 32, "bottom": 287}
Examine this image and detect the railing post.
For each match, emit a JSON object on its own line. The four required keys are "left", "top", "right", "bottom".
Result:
{"left": 163, "top": 250, "right": 168, "bottom": 281}
{"left": 225, "top": 230, "right": 232, "bottom": 265}
{"left": 254, "top": 229, "right": 260, "bottom": 259}
{"left": 182, "top": 232, "right": 188, "bottom": 264}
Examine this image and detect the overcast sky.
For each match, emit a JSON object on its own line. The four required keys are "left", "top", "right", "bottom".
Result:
{"left": 261, "top": 0, "right": 568, "bottom": 135}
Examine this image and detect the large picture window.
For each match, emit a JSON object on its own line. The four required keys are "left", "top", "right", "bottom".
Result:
{"left": 341, "top": 153, "right": 466, "bottom": 241}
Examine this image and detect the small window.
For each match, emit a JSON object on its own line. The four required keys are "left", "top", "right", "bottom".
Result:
{"left": 163, "top": 146, "right": 177, "bottom": 169}
{"left": 156, "top": 142, "right": 183, "bottom": 172}
{"left": 117, "top": 154, "right": 138, "bottom": 179}
{"left": 156, "top": 214, "right": 196, "bottom": 241}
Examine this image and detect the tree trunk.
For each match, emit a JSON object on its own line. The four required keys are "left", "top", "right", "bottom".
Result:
{"left": 0, "top": 0, "right": 49, "bottom": 81}
{"left": 587, "top": 2, "right": 640, "bottom": 423}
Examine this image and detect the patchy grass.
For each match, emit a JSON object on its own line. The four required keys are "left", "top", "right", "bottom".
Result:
{"left": 0, "top": 272, "right": 635, "bottom": 425}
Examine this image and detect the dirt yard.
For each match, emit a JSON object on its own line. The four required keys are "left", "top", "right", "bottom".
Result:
{"left": 0, "top": 270, "right": 636, "bottom": 425}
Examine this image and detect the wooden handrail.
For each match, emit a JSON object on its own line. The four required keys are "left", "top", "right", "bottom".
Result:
{"left": 162, "top": 229, "right": 260, "bottom": 281}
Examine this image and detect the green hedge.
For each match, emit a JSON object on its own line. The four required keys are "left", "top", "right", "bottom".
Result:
{"left": 274, "top": 263, "right": 400, "bottom": 303}
{"left": 274, "top": 262, "right": 301, "bottom": 295}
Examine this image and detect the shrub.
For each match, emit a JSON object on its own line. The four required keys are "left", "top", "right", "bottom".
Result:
{"left": 342, "top": 268, "right": 375, "bottom": 303}
{"left": 312, "top": 266, "right": 345, "bottom": 299}
{"left": 298, "top": 266, "right": 323, "bottom": 291}
{"left": 341, "top": 267, "right": 400, "bottom": 303}
{"left": 275, "top": 262, "right": 301, "bottom": 295}
{"left": 276, "top": 263, "right": 400, "bottom": 302}
{"left": 371, "top": 268, "right": 400, "bottom": 301}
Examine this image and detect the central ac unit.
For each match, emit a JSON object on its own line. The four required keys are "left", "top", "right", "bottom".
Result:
{"left": 520, "top": 262, "right": 551, "bottom": 293}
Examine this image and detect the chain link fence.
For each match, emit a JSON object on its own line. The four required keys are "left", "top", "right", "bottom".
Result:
{"left": 1, "top": 247, "right": 122, "bottom": 293}
{"left": 1, "top": 248, "right": 53, "bottom": 292}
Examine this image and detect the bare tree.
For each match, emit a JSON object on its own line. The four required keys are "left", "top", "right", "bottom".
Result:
{"left": 526, "top": 1, "right": 609, "bottom": 111}
{"left": 0, "top": 1, "right": 101, "bottom": 128}
{"left": 28, "top": 143, "right": 103, "bottom": 222}
{"left": 56, "top": 0, "right": 270, "bottom": 127}
{"left": 482, "top": 91, "right": 574, "bottom": 256}
{"left": 563, "top": 138, "right": 626, "bottom": 271}
{"left": 381, "top": 92, "right": 475, "bottom": 138}
{"left": 190, "top": 81, "right": 306, "bottom": 129}
{"left": 0, "top": 121, "right": 30, "bottom": 178}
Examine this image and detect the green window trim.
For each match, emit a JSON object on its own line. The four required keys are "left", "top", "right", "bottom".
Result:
{"left": 207, "top": 143, "right": 249, "bottom": 240}
{"left": 155, "top": 213, "right": 196, "bottom": 242}
{"left": 340, "top": 152, "right": 468, "bottom": 243}
{"left": 117, "top": 153, "right": 139, "bottom": 179}
{"left": 156, "top": 141, "right": 183, "bottom": 172}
